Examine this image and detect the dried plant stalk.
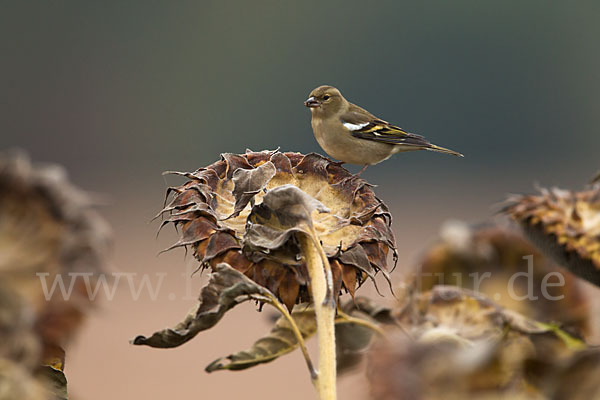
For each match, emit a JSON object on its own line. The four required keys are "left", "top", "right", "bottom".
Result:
{"left": 299, "top": 234, "right": 336, "bottom": 399}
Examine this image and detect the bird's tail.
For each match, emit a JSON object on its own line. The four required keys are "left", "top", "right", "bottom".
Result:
{"left": 426, "top": 143, "right": 464, "bottom": 157}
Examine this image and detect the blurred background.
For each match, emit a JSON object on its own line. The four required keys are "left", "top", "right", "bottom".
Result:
{"left": 1, "top": 1, "right": 599, "bottom": 399}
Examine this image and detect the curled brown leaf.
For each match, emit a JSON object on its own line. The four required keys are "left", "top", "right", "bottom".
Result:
{"left": 132, "top": 263, "right": 273, "bottom": 348}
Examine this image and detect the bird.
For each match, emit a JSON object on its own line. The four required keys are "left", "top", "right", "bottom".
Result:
{"left": 304, "top": 85, "right": 463, "bottom": 175}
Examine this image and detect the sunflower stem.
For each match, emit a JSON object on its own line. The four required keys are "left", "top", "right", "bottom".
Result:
{"left": 299, "top": 233, "right": 337, "bottom": 400}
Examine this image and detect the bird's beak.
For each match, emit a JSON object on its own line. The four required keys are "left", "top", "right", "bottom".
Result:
{"left": 304, "top": 96, "right": 321, "bottom": 108}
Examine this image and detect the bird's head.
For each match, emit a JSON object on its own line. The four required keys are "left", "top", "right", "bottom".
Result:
{"left": 304, "top": 85, "right": 345, "bottom": 117}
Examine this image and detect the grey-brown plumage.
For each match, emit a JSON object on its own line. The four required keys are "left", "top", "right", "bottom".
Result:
{"left": 304, "top": 85, "right": 463, "bottom": 172}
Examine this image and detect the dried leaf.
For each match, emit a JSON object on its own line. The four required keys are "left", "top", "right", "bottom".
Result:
{"left": 228, "top": 161, "right": 276, "bottom": 219}
{"left": 205, "top": 305, "right": 317, "bottom": 372}
{"left": 132, "top": 263, "right": 272, "bottom": 348}
{"left": 243, "top": 184, "right": 329, "bottom": 262}
{"left": 205, "top": 297, "right": 393, "bottom": 373}
{"left": 250, "top": 183, "right": 330, "bottom": 230}
{"left": 38, "top": 365, "right": 68, "bottom": 400}
{"left": 335, "top": 297, "right": 393, "bottom": 373}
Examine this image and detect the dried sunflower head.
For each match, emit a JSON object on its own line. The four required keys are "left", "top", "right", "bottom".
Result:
{"left": 0, "top": 153, "right": 110, "bottom": 355}
{"left": 158, "top": 150, "right": 396, "bottom": 310}
{"left": 504, "top": 184, "right": 600, "bottom": 287}
{"left": 368, "top": 286, "right": 587, "bottom": 400}
{"left": 417, "top": 222, "right": 589, "bottom": 335}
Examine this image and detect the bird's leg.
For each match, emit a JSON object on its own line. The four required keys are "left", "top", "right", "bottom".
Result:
{"left": 356, "top": 165, "right": 369, "bottom": 177}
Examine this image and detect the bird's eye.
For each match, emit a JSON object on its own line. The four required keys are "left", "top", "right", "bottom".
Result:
{"left": 323, "top": 95, "right": 330, "bottom": 100}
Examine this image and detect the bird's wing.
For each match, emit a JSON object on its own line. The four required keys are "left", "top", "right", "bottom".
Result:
{"left": 340, "top": 107, "right": 463, "bottom": 157}
{"left": 340, "top": 109, "right": 430, "bottom": 147}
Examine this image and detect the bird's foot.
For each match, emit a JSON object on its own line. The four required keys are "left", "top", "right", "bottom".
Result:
{"left": 355, "top": 165, "right": 369, "bottom": 177}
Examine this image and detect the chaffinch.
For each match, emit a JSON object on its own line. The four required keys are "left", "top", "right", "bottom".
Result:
{"left": 304, "top": 85, "right": 463, "bottom": 174}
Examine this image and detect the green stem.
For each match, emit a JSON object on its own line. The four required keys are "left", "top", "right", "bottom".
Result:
{"left": 299, "top": 233, "right": 337, "bottom": 400}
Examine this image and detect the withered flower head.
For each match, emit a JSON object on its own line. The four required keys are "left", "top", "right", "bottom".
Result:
{"left": 158, "top": 150, "right": 396, "bottom": 310}
{"left": 0, "top": 152, "right": 110, "bottom": 400}
{"left": 417, "top": 222, "right": 589, "bottom": 334}
{"left": 504, "top": 185, "right": 600, "bottom": 287}
{"left": 0, "top": 152, "right": 110, "bottom": 354}
{"left": 368, "top": 286, "right": 588, "bottom": 400}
